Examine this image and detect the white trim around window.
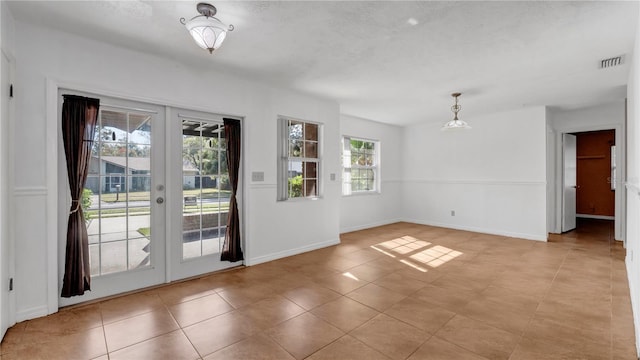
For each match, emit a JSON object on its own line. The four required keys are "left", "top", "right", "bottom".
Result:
{"left": 342, "top": 136, "right": 380, "bottom": 196}
{"left": 277, "top": 116, "right": 323, "bottom": 201}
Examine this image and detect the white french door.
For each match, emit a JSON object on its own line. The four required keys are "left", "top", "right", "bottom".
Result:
{"left": 59, "top": 92, "right": 166, "bottom": 307}
{"left": 168, "top": 109, "right": 242, "bottom": 281}
{"left": 58, "top": 93, "right": 242, "bottom": 306}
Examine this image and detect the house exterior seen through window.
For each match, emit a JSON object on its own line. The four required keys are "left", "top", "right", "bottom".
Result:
{"left": 278, "top": 117, "right": 321, "bottom": 200}
{"left": 342, "top": 136, "right": 379, "bottom": 196}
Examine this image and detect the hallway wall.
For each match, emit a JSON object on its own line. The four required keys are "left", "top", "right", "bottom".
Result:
{"left": 625, "top": 4, "right": 640, "bottom": 356}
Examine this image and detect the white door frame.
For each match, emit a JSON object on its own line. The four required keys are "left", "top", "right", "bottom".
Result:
{"left": 1, "top": 49, "right": 16, "bottom": 338}
{"left": 562, "top": 133, "right": 577, "bottom": 232}
{"left": 552, "top": 123, "right": 626, "bottom": 241}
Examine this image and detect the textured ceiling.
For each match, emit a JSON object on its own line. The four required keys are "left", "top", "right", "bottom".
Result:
{"left": 7, "top": 1, "right": 639, "bottom": 126}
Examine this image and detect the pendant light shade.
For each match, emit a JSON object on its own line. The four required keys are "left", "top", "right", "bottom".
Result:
{"left": 441, "top": 93, "right": 471, "bottom": 131}
{"left": 181, "top": 3, "right": 234, "bottom": 54}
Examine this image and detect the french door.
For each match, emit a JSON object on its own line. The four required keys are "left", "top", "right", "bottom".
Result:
{"left": 58, "top": 93, "right": 241, "bottom": 306}
{"left": 168, "top": 109, "right": 241, "bottom": 281}
{"left": 58, "top": 92, "right": 166, "bottom": 307}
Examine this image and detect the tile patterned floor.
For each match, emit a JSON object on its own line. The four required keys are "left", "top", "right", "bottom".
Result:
{"left": 0, "top": 219, "right": 636, "bottom": 359}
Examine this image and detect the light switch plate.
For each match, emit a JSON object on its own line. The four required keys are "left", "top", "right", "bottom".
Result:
{"left": 330, "top": 173, "right": 336, "bottom": 181}
{"left": 251, "top": 171, "right": 264, "bottom": 182}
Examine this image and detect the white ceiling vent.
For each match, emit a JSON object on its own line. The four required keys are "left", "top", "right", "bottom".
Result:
{"left": 600, "top": 55, "right": 625, "bottom": 69}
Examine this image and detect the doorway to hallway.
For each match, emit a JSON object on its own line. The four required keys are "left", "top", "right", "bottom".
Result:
{"left": 561, "top": 128, "right": 621, "bottom": 239}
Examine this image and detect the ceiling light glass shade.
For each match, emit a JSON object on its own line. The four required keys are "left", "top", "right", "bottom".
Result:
{"left": 441, "top": 119, "right": 471, "bottom": 131}
{"left": 441, "top": 92, "right": 471, "bottom": 131}
{"left": 180, "top": 3, "right": 233, "bottom": 54}
{"left": 184, "top": 16, "right": 230, "bottom": 53}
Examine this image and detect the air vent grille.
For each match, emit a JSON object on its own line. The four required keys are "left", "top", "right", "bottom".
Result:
{"left": 600, "top": 55, "right": 624, "bottom": 69}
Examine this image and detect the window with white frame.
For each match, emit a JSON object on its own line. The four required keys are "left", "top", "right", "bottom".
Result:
{"left": 342, "top": 136, "right": 379, "bottom": 195}
{"left": 278, "top": 117, "right": 321, "bottom": 200}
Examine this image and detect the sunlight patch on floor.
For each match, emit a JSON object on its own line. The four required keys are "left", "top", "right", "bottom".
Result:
{"left": 370, "top": 236, "right": 463, "bottom": 271}
{"left": 341, "top": 271, "right": 359, "bottom": 281}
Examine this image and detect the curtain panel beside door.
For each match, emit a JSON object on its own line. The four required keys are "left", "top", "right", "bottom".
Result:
{"left": 61, "top": 95, "right": 100, "bottom": 297}
{"left": 220, "top": 118, "right": 243, "bottom": 262}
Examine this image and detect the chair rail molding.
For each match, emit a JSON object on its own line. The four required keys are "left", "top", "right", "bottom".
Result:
{"left": 14, "top": 186, "right": 47, "bottom": 197}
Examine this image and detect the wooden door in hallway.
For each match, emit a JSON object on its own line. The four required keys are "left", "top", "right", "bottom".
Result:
{"left": 576, "top": 130, "right": 615, "bottom": 218}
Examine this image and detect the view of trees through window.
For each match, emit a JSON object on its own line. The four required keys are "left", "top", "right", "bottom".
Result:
{"left": 343, "top": 137, "right": 378, "bottom": 195}
{"left": 181, "top": 120, "right": 230, "bottom": 260}
{"left": 286, "top": 120, "right": 319, "bottom": 198}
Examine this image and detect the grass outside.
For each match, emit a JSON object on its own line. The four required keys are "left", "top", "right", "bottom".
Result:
{"left": 99, "top": 188, "right": 232, "bottom": 203}
{"left": 138, "top": 227, "right": 150, "bottom": 237}
{"left": 86, "top": 202, "right": 229, "bottom": 219}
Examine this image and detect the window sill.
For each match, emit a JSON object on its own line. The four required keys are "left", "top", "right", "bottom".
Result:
{"left": 278, "top": 196, "right": 323, "bottom": 202}
{"left": 342, "top": 191, "right": 380, "bottom": 198}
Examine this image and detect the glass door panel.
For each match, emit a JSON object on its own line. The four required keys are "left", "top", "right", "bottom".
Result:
{"left": 181, "top": 120, "right": 228, "bottom": 260}
{"left": 86, "top": 108, "right": 153, "bottom": 276}
{"left": 170, "top": 110, "right": 240, "bottom": 281}
{"left": 59, "top": 91, "right": 165, "bottom": 307}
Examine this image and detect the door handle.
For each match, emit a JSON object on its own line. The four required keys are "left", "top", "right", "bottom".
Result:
{"left": 156, "top": 197, "right": 164, "bottom": 204}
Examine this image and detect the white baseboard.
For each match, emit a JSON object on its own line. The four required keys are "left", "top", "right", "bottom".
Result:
{"left": 245, "top": 238, "right": 340, "bottom": 266}
{"left": 576, "top": 214, "right": 615, "bottom": 220}
{"left": 401, "top": 218, "right": 548, "bottom": 242}
{"left": 340, "top": 218, "right": 402, "bottom": 234}
{"left": 626, "top": 257, "right": 640, "bottom": 358}
{"left": 16, "top": 305, "right": 49, "bottom": 322}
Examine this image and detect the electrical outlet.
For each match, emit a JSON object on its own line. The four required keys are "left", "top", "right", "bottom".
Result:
{"left": 330, "top": 173, "right": 336, "bottom": 181}
{"left": 451, "top": 210, "right": 455, "bottom": 216}
{"left": 630, "top": 250, "right": 633, "bottom": 262}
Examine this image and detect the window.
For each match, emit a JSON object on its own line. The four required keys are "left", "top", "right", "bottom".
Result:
{"left": 342, "top": 136, "right": 379, "bottom": 195}
{"left": 278, "top": 117, "right": 321, "bottom": 200}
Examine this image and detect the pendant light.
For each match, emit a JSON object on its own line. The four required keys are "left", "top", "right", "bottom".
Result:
{"left": 180, "top": 3, "right": 234, "bottom": 54}
{"left": 441, "top": 92, "right": 471, "bottom": 131}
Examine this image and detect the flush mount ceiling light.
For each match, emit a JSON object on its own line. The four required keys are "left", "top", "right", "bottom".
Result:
{"left": 441, "top": 92, "right": 471, "bottom": 131}
{"left": 180, "top": 3, "right": 234, "bottom": 54}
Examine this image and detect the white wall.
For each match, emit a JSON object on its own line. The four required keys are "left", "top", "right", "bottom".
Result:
{"left": 12, "top": 21, "right": 341, "bottom": 320}
{"left": 339, "top": 115, "right": 403, "bottom": 233}
{"left": 625, "top": 5, "right": 640, "bottom": 356}
{"left": 401, "top": 106, "right": 548, "bottom": 241}
{"left": 1, "top": 2, "right": 15, "bottom": 54}
{"left": 546, "top": 101, "right": 626, "bottom": 239}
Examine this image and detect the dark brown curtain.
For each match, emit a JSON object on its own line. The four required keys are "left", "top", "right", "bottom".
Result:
{"left": 221, "top": 118, "right": 244, "bottom": 262}
{"left": 61, "top": 95, "right": 100, "bottom": 297}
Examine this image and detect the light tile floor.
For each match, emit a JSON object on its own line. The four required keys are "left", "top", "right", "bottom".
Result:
{"left": 0, "top": 219, "right": 636, "bottom": 359}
